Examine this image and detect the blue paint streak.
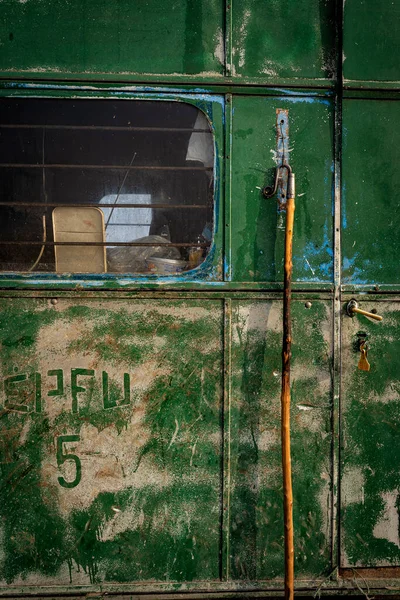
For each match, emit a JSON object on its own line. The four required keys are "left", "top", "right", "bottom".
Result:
{"left": 342, "top": 255, "right": 371, "bottom": 285}
{"left": 269, "top": 88, "right": 334, "bottom": 98}
{"left": 223, "top": 256, "right": 230, "bottom": 281}
{"left": 274, "top": 96, "right": 331, "bottom": 106}
{"left": 342, "top": 182, "right": 347, "bottom": 228}
{"left": 295, "top": 221, "right": 333, "bottom": 281}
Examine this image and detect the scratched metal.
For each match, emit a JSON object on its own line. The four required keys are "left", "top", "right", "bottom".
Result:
{"left": 275, "top": 109, "right": 289, "bottom": 209}
{"left": 342, "top": 100, "right": 400, "bottom": 287}
{"left": 230, "top": 95, "right": 334, "bottom": 283}
{"left": 341, "top": 301, "right": 400, "bottom": 567}
{"left": 231, "top": 0, "right": 336, "bottom": 81}
{"left": 229, "top": 299, "right": 333, "bottom": 579}
{"left": 0, "top": 0, "right": 224, "bottom": 78}
{"left": 0, "top": 298, "right": 223, "bottom": 587}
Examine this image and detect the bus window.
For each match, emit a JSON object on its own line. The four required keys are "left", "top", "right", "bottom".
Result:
{"left": 0, "top": 98, "right": 214, "bottom": 275}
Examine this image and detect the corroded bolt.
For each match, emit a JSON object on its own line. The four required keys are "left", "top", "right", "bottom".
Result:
{"left": 305, "top": 301, "right": 312, "bottom": 309}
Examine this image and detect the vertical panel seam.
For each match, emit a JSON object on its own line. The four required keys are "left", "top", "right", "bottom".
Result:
{"left": 224, "top": 94, "right": 233, "bottom": 282}
{"left": 221, "top": 297, "right": 232, "bottom": 581}
{"left": 332, "top": 0, "right": 344, "bottom": 575}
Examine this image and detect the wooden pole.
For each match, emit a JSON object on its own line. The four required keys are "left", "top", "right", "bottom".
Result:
{"left": 282, "top": 171, "right": 295, "bottom": 600}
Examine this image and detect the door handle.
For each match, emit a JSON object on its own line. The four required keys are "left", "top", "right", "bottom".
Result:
{"left": 346, "top": 299, "right": 383, "bottom": 321}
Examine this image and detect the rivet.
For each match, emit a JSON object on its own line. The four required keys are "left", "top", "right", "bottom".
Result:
{"left": 50, "top": 298, "right": 58, "bottom": 305}
{"left": 305, "top": 301, "right": 312, "bottom": 309}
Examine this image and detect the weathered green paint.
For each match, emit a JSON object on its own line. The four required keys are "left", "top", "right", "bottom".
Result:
{"left": 231, "top": 0, "right": 336, "bottom": 81}
{"left": 0, "top": 0, "right": 224, "bottom": 78}
{"left": 229, "top": 299, "right": 332, "bottom": 579}
{"left": 0, "top": 0, "right": 338, "bottom": 86}
{"left": 0, "top": 0, "right": 400, "bottom": 594}
{"left": 0, "top": 298, "right": 223, "bottom": 586}
{"left": 343, "top": 1, "right": 400, "bottom": 84}
{"left": 230, "top": 95, "right": 334, "bottom": 283}
{"left": 341, "top": 301, "right": 400, "bottom": 567}
{"left": 342, "top": 100, "right": 400, "bottom": 286}
{"left": 0, "top": 294, "right": 335, "bottom": 590}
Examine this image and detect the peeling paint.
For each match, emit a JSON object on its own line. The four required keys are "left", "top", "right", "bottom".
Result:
{"left": 341, "top": 303, "right": 400, "bottom": 567}
{"left": 373, "top": 491, "right": 400, "bottom": 548}
{"left": 0, "top": 298, "right": 223, "bottom": 585}
{"left": 342, "top": 467, "right": 365, "bottom": 505}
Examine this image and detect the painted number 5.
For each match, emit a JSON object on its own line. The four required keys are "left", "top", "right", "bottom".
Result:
{"left": 56, "top": 435, "right": 81, "bottom": 488}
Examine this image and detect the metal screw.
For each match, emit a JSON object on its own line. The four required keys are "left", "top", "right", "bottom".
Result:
{"left": 305, "top": 301, "right": 312, "bottom": 309}
{"left": 50, "top": 298, "right": 58, "bottom": 305}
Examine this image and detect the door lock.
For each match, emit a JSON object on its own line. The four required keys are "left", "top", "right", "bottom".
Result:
{"left": 346, "top": 299, "right": 383, "bottom": 322}
{"left": 358, "top": 340, "right": 371, "bottom": 371}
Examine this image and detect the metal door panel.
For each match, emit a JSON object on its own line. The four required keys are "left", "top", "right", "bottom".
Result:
{"left": 342, "top": 100, "right": 400, "bottom": 287}
{"left": 231, "top": 0, "right": 336, "bottom": 81}
{"left": 341, "top": 299, "right": 400, "bottom": 567}
{"left": 0, "top": 0, "right": 224, "bottom": 79}
{"left": 343, "top": 1, "right": 400, "bottom": 83}
{"left": 230, "top": 95, "right": 334, "bottom": 284}
{"left": 228, "top": 298, "right": 333, "bottom": 579}
{"left": 0, "top": 298, "right": 223, "bottom": 587}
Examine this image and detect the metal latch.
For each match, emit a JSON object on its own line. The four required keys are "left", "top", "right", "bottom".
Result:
{"left": 262, "top": 109, "right": 295, "bottom": 207}
{"left": 346, "top": 299, "right": 383, "bottom": 322}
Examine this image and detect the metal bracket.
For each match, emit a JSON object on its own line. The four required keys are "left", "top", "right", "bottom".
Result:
{"left": 262, "top": 109, "right": 290, "bottom": 209}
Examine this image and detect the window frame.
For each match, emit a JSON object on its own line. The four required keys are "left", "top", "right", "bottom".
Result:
{"left": 0, "top": 87, "right": 224, "bottom": 289}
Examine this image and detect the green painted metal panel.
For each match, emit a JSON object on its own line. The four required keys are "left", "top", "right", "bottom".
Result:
{"left": 343, "top": 1, "right": 400, "bottom": 83}
{"left": 231, "top": 1, "right": 336, "bottom": 81}
{"left": 0, "top": 0, "right": 224, "bottom": 78}
{"left": 229, "top": 299, "right": 332, "bottom": 579}
{"left": 342, "top": 100, "right": 400, "bottom": 286}
{"left": 230, "top": 96, "right": 334, "bottom": 284}
{"left": 0, "top": 298, "right": 223, "bottom": 587}
{"left": 341, "top": 300, "right": 400, "bottom": 567}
